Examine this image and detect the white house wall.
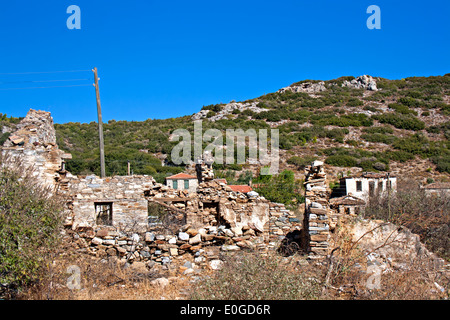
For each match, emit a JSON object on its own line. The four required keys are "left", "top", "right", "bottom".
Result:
{"left": 345, "top": 177, "right": 397, "bottom": 200}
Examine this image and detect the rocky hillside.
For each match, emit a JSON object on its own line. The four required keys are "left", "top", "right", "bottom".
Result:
{"left": 191, "top": 74, "right": 450, "bottom": 182}
{"left": 2, "top": 74, "right": 449, "bottom": 185}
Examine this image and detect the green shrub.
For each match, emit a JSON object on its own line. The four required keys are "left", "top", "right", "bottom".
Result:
{"left": 201, "top": 104, "right": 224, "bottom": 112}
{"left": 383, "top": 150, "right": 415, "bottom": 162}
{"left": 360, "top": 133, "right": 397, "bottom": 145}
{"left": 431, "top": 155, "right": 450, "bottom": 173}
{"left": 346, "top": 98, "right": 364, "bottom": 107}
{"left": 206, "top": 110, "right": 216, "bottom": 118}
{"left": 363, "top": 105, "right": 381, "bottom": 113}
{"left": 373, "top": 113, "right": 425, "bottom": 131}
{"left": 0, "top": 161, "right": 64, "bottom": 298}
{"left": 398, "top": 97, "right": 421, "bottom": 108}
{"left": 312, "top": 113, "right": 373, "bottom": 127}
{"left": 287, "top": 155, "right": 317, "bottom": 169}
{"left": 254, "top": 170, "right": 303, "bottom": 208}
{"left": 388, "top": 103, "right": 418, "bottom": 116}
{"left": 0, "top": 132, "right": 11, "bottom": 145}
{"left": 326, "top": 128, "right": 348, "bottom": 143}
{"left": 325, "top": 154, "right": 357, "bottom": 167}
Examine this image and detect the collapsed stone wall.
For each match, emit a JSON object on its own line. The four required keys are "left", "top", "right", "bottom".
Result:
{"left": 1, "top": 109, "right": 71, "bottom": 189}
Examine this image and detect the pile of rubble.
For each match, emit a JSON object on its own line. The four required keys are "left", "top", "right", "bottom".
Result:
{"left": 304, "top": 161, "right": 331, "bottom": 256}
{"left": 69, "top": 221, "right": 268, "bottom": 272}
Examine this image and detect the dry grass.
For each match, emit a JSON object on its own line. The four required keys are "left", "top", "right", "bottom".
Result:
{"left": 323, "top": 219, "right": 450, "bottom": 300}
{"left": 189, "top": 250, "right": 323, "bottom": 300}
{"left": 19, "top": 248, "right": 193, "bottom": 300}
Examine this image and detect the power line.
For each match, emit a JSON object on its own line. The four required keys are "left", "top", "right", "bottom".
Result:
{"left": 0, "top": 70, "right": 92, "bottom": 75}
{"left": 0, "top": 79, "right": 90, "bottom": 85}
{"left": 0, "top": 84, "right": 93, "bottom": 91}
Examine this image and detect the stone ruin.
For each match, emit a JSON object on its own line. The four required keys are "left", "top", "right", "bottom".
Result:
{"left": 7, "top": 110, "right": 413, "bottom": 275}
{"left": 5, "top": 109, "right": 448, "bottom": 282}
{"left": 1, "top": 109, "right": 72, "bottom": 189}
{"left": 1, "top": 109, "right": 307, "bottom": 272}
{"left": 304, "top": 161, "right": 331, "bottom": 257}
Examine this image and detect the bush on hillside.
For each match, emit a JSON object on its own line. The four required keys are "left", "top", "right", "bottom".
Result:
{"left": 0, "top": 159, "right": 64, "bottom": 298}
{"left": 373, "top": 113, "right": 425, "bottom": 131}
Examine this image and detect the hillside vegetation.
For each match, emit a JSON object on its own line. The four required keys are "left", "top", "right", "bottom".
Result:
{"left": 2, "top": 75, "right": 449, "bottom": 183}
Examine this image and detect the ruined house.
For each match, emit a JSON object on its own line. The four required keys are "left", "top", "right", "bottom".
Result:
{"left": 66, "top": 175, "right": 156, "bottom": 232}
{"left": 330, "top": 194, "right": 366, "bottom": 217}
{"left": 338, "top": 172, "right": 397, "bottom": 201}
{"left": 1, "top": 110, "right": 304, "bottom": 262}
{"left": 422, "top": 182, "right": 450, "bottom": 197}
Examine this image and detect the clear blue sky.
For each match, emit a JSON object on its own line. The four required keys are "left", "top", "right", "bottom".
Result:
{"left": 0, "top": 0, "right": 449, "bottom": 124}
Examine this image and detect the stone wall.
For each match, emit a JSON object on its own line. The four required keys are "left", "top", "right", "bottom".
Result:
{"left": 1, "top": 109, "right": 71, "bottom": 189}
{"left": 304, "top": 161, "right": 331, "bottom": 256}
{"left": 68, "top": 201, "right": 302, "bottom": 271}
{"left": 66, "top": 175, "right": 157, "bottom": 232}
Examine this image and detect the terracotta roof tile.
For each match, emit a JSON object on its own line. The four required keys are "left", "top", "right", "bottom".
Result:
{"left": 166, "top": 173, "right": 197, "bottom": 180}
{"left": 228, "top": 185, "right": 253, "bottom": 193}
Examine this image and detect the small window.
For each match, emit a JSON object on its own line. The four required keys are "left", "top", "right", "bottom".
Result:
{"left": 173, "top": 180, "right": 178, "bottom": 189}
{"left": 95, "top": 202, "right": 113, "bottom": 226}
{"left": 184, "top": 179, "right": 189, "bottom": 190}
{"left": 369, "top": 181, "right": 375, "bottom": 197}
{"left": 356, "top": 181, "right": 362, "bottom": 192}
{"left": 378, "top": 181, "right": 384, "bottom": 192}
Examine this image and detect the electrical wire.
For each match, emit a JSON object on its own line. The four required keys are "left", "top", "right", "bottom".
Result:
{"left": 0, "top": 70, "right": 92, "bottom": 75}
{"left": 0, "top": 84, "right": 93, "bottom": 91}
{"left": 0, "top": 79, "right": 90, "bottom": 85}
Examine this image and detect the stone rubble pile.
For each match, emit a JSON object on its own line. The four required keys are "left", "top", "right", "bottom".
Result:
{"left": 69, "top": 222, "right": 268, "bottom": 273}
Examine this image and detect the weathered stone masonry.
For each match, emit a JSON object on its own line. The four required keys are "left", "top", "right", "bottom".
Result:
{"left": 2, "top": 109, "right": 325, "bottom": 270}
{"left": 1, "top": 109, "right": 71, "bottom": 189}
{"left": 304, "top": 161, "right": 331, "bottom": 256}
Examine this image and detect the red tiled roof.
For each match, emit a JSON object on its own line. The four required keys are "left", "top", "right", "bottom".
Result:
{"left": 228, "top": 185, "right": 253, "bottom": 193}
{"left": 166, "top": 173, "right": 197, "bottom": 180}
{"left": 215, "top": 179, "right": 227, "bottom": 184}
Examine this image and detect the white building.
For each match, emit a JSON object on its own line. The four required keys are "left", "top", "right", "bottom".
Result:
{"left": 165, "top": 173, "right": 198, "bottom": 193}
{"left": 422, "top": 182, "right": 450, "bottom": 197}
{"left": 339, "top": 172, "right": 397, "bottom": 201}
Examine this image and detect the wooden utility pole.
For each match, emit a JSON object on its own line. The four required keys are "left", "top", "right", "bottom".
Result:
{"left": 93, "top": 67, "right": 106, "bottom": 178}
